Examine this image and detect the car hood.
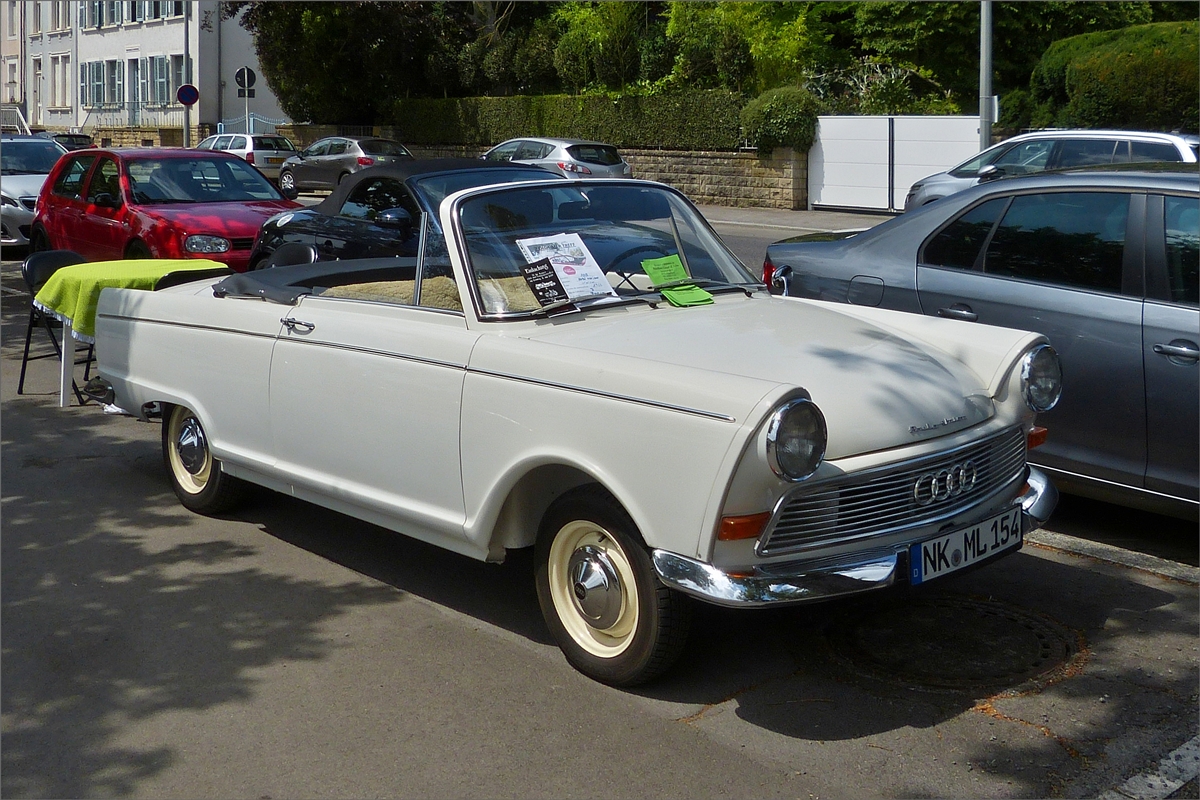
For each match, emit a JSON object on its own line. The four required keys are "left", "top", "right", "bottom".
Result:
{"left": 513, "top": 295, "right": 996, "bottom": 460}
{"left": 141, "top": 201, "right": 298, "bottom": 234}
{"left": 1, "top": 174, "right": 49, "bottom": 197}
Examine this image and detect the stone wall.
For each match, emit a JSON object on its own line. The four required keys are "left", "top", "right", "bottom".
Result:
{"left": 276, "top": 124, "right": 809, "bottom": 210}
{"left": 87, "top": 124, "right": 214, "bottom": 148}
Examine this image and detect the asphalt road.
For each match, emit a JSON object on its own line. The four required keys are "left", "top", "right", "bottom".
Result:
{"left": 2, "top": 209, "right": 1197, "bottom": 799}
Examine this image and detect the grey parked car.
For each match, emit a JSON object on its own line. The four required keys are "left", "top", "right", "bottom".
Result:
{"left": 278, "top": 136, "right": 414, "bottom": 192}
{"left": 1, "top": 135, "right": 67, "bottom": 250}
{"left": 765, "top": 165, "right": 1198, "bottom": 519}
{"left": 196, "top": 133, "right": 297, "bottom": 181}
{"left": 482, "top": 137, "right": 632, "bottom": 179}
{"left": 904, "top": 130, "right": 1199, "bottom": 211}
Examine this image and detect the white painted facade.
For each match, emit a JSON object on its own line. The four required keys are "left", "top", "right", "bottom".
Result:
{"left": 4, "top": 1, "right": 286, "bottom": 135}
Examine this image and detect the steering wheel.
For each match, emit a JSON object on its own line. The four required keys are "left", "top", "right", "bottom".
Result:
{"left": 601, "top": 245, "right": 674, "bottom": 289}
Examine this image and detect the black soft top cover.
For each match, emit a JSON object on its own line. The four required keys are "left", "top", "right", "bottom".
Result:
{"left": 313, "top": 159, "right": 560, "bottom": 216}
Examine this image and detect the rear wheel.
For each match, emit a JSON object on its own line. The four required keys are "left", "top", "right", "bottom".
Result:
{"left": 162, "top": 403, "right": 246, "bottom": 514}
{"left": 535, "top": 485, "right": 691, "bottom": 686}
{"left": 337, "top": 171, "right": 351, "bottom": 185}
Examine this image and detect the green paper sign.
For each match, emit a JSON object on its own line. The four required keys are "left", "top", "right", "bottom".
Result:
{"left": 640, "top": 254, "right": 713, "bottom": 307}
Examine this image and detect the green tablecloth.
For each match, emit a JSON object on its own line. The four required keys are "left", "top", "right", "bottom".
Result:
{"left": 33, "top": 259, "right": 227, "bottom": 342}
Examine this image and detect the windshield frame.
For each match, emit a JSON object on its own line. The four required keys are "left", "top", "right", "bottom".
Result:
{"left": 446, "top": 178, "right": 761, "bottom": 322}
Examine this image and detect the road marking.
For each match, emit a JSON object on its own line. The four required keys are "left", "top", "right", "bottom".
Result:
{"left": 1098, "top": 735, "right": 1200, "bottom": 800}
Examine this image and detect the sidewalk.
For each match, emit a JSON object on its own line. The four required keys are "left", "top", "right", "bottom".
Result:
{"left": 696, "top": 203, "right": 895, "bottom": 233}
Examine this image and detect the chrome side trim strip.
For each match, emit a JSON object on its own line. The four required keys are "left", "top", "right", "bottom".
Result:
{"left": 96, "top": 314, "right": 279, "bottom": 341}
{"left": 467, "top": 367, "right": 737, "bottom": 422}
{"left": 274, "top": 337, "right": 466, "bottom": 371}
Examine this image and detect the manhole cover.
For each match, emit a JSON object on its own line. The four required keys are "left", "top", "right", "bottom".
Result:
{"left": 824, "top": 595, "right": 1078, "bottom": 692}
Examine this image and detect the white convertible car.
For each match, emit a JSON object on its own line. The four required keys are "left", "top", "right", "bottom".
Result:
{"left": 93, "top": 179, "right": 1061, "bottom": 686}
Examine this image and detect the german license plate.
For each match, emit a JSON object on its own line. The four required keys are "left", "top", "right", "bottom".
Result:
{"left": 909, "top": 506, "right": 1022, "bottom": 585}
{"left": 267, "top": 157, "right": 283, "bottom": 164}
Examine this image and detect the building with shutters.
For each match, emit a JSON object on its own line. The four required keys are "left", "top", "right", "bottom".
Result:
{"left": 1, "top": 1, "right": 288, "bottom": 145}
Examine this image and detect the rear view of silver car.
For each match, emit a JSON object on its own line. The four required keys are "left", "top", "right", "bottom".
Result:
{"left": 196, "top": 133, "right": 297, "bottom": 181}
{"left": 483, "top": 137, "right": 632, "bottom": 179}
{"left": 278, "top": 136, "right": 414, "bottom": 192}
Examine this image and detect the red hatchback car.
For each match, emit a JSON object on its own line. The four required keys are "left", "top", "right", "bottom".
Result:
{"left": 30, "top": 148, "right": 301, "bottom": 271}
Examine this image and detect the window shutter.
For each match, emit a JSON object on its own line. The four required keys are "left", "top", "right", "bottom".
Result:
{"left": 138, "top": 56, "right": 148, "bottom": 105}
{"left": 79, "top": 60, "right": 88, "bottom": 107}
{"left": 114, "top": 61, "right": 123, "bottom": 104}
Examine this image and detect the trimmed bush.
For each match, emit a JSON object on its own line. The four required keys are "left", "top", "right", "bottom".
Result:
{"left": 388, "top": 90, "right": 744, "bottom": 151}
{"left": 740, "top": 86, "right": 822, "bottom": 155}
{"left": 1030, "top": 22, "right": 1198, "bottom": 132}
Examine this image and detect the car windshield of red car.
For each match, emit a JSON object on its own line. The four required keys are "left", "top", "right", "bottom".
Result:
{"left": 126, "top": 156, "right": 283, "bottom": 204}
{"left": 2, "top": 140, "right": 66, "bottom": 175}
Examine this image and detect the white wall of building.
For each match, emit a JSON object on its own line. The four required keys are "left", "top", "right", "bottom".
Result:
{"left": 13, "top": 1, "right": 286, "bottom": 134}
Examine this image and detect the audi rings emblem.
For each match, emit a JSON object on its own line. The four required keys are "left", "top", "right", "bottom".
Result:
{"left": 913, "top": 461, "right": 978, "bottom": 506}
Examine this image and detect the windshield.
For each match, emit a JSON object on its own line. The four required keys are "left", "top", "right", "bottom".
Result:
{"left": 948, "top": 141, "right": 1015, "bottom": 178}
{"left": 360, "top": 139, "right": 412, "bottom": 157}
{"left": 253, "top": 136, "right": 294, "bottom": 151}
{"left": 126, "top": 156, "right": 285, "bottom": 203}
{"left": 456, "top": 182, "right": 758, "bottom": 317}
{"left": 2, "top": 140, "right": 67, "bottom": 175}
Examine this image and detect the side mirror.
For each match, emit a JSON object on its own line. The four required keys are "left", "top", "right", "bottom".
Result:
{"left": 376, "top": 207, "right": 414, "bottom": 237}
{"left": 92, "top": 192, "right": 121, "bottom": 209}
{"left": 280, "top": 184, "right": 299, "bottom": 201}
{"left": 977, "top": 165, "right": 1005, "bottom": 182}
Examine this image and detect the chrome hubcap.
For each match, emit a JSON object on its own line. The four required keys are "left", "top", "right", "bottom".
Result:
{"left": 568, "top": 545, "right": 623, "bottom": 629}
{"left": 176, "top": 417, "right": 208, "bottom": 475}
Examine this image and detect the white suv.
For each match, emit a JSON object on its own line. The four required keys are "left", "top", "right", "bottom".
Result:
{"left": 195, "top": 133, "right": 297, "bottom": 182}
{"left": 904, "top": 129, "right": 1199, "bottom": 211}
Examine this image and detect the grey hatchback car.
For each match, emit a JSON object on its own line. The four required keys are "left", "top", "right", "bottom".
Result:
{"left": 279, "top": 136, "right": 414, "bottom": 192}
{"left": 483, "top": 137, "right": 632, "bottom": 179}
{"left": 904, "top": 130, "right": 1199, "bottom": 211}
{"left": 765, "top": 165, "right": 1199, "bottom": 519}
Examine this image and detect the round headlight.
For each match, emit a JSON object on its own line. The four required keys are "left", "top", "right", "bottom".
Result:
{"left": 766, "top": 398, "right": 827, "bottom": 481}
{"left": 1020, "top": 344, "right": 1062, "bottom": 412}
{"left": 184, "top": 234, "right": 231, "bottom": 254}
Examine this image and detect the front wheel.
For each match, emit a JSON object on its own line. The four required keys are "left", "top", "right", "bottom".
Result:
{"left": 278, "top": 170, "right": 296, "bottom": 192}
{"left": 28, "top": 226, "right": 50, "bottom": 253}
{"left": 162, "top": 403, "right": 246, "bottom": 514}
{"left": 535, "top": 486, "right": 691, "bottom": 686}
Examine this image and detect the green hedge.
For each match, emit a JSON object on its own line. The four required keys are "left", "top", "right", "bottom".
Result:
{"left": 739, "top": 86, "right": 822, "bottom": 155}
{"left": 1029, "top": 21, "right": 1198, "bottom": 132}
{"left": 387, "top": 89, "right": 745, "bottom": 150}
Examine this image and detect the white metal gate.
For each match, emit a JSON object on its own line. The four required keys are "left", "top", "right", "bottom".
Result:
{"left": 808, "top": 116, "right": 983, "bottom": 212}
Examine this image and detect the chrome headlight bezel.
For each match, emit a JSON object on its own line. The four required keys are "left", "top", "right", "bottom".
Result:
{"left": 1020, "top": 344, "right": 1063, "bottom": 413}
{"left": 765, "top": 398, "right": 828, "bottom": 482}
{"left": 183, "top": 234, "right": 231, "bottom": 254}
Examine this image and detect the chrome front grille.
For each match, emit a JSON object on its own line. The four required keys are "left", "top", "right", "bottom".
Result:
{"left": 758, "top": 426, "right": 1026, "bottom": 556}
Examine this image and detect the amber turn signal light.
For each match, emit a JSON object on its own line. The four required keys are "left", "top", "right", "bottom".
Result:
{"left": 1027, "top": 426, "right": 1048, "bottom": 449}
{"left": 718, "top": 511, "right": 772, "bottom": 541}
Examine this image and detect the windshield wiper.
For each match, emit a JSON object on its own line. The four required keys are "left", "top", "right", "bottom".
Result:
{"left": 649, "top": 277, "right": 759, "bottom": 297}
{"left": 529, "top": 292, "right": 620, "bottom": 316}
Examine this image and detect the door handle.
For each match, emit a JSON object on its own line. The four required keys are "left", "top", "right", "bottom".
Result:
{"left": 937, "top": 303, "right": 978, "bottom": 322}
{"left": 281, "top": 318, "right": 315, "bottom": 333}
{"left": 1153, "top": 340, "right": 1199, "bottom": 362}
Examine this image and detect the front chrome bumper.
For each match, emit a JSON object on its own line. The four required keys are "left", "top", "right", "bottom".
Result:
{"left": 652, "top": 466, "right": 1058, "bottom": 608}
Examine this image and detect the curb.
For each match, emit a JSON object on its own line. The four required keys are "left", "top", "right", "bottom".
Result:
{"left": 1026, "top": 530, "right": 1200, "bottom": 585}
{"left": 1098, "top": 736, "right": 1200, "bottom": 800}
